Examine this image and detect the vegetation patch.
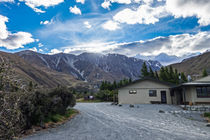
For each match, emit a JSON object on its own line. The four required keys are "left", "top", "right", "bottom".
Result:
{"left": 45, "top": 109, "right": 78, "bottom": 123}
{"left": 77, "top": 98, "right": 102, "bottom": 103}
{"left": 0, "top": 87, "right": 76, "bottom": 139}
{"left": 204, "top": 112, "right": 210, "bottom": 118}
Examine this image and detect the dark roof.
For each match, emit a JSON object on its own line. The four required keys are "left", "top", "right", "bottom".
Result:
{"left": 171, "top": 81, "right": 210, "bottom": 89}
{"left": 118, "top": 77, "right": 175, "bottom": 89}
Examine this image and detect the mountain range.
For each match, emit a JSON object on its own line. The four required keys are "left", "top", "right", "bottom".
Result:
{"left": 16, "top": 51, "right": 162, "bottom": 88}
{"left": 135, "top": 52, "right": 201, "bottom": 65}
{"left": 0, "top": 51, "right": 90, "bottom": 91}
{"left": 0, "top": 50, "right": 209, "bottom": 90}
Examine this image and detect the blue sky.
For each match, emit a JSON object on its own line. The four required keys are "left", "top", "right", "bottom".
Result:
{"left": 0, "top": 0, "right": 210, "bottom": 58}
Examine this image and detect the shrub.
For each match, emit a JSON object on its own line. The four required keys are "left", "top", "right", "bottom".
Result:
{"left": 0, "top": 87, "right": 76, "bottom": 139}
{"left": 204, "top": 112, "right": 210, "bottom": 118}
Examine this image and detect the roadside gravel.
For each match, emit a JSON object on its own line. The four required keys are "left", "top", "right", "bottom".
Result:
{"left": 23, "top": 103, "right": 210, "bottom": 140}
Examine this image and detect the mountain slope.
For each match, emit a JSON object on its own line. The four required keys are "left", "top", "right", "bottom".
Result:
{"left": 16, "top": 51, "right": 162, "bottom": 87}
{"left": 0, "top": 51, "right": 89, "bottom": 90}
{"left": 135, "top": 52, "right": 201, "bottom": 65}
{"left": 170, "top": 51, "right": 210, "bottom": 77}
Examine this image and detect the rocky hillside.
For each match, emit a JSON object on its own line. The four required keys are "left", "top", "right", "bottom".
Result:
{"left": 16, "top": 51, "right": 162, "bottom": 87}
{"left": 170, "top": 51, "right": 210, "bottom": 77}
{"left": 0, "top": 51, "right": 89, "bottom": 90}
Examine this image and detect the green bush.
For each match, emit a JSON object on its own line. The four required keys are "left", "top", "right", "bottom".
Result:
{"left": 0, "top": 87, "right": 76, "bottom": 139}
{"left": 44, "top": 109, "right": 77, "bottom": 123}
{"left": 204, "top": 112, "right": 210, "bottom": 118}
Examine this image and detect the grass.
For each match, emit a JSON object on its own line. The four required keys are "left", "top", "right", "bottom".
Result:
{"left": 204, "top": 112, "right": 210, "bottom": 118}
{"left": 44, "top": 109, "right": 78, "bottom": 123}
{"left": 76, "top": 98, "right": 102, "bottom": 103}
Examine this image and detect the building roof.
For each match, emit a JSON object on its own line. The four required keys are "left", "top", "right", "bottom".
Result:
{"left": 118, "top": 77, "right": 175, "bottom": 89}
{"left": 196, "top": 75, "right": 210, "bottom": 82}
{"left": 172, "top": 76, "right": 210, "bottom": 89}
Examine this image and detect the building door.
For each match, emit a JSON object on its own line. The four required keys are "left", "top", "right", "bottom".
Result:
{"left": 161, "top": 91, "right": 167, "bottom": 104}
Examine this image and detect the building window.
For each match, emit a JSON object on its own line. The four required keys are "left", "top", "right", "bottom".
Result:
{"left": 196, "top": 86, "right": 210, "bottom": 98}
{"left": 149, "top": 90, "right": 157, "bottom": 97}
{"left": 129, "top": 90, "right": 137, "bottom": 94}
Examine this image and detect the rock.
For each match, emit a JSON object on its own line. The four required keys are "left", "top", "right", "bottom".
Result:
{"left": 114, "top": 102, "right": 118, "bottom": 105}
{"left": 129, "top": 104, "right": 134, "bottom": 108}
{"left": 111, "top": 102, "right": 115, "bottom": 105}
{"left": 206, "top": 123, "right": 210, "bottom": 127}
{"left": 118, "top": 104, "right": 122, "bottom": 107}
{"left": 159, "top": 110, "right": 165, "bottom": 113}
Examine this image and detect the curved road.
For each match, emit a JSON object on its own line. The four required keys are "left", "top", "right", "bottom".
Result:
{"left": 24, "top": 103, "right": 210, "bottom": 140}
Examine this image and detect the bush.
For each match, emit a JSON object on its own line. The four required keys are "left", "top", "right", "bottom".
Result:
{"left": 204, "top": 112, "right": 210, "bottom": 118}
{"left": 0, "top": 87, "right": 76, "bottom": 139}
{"left": 96, "top": 90, "right": 118, "bottom": 102}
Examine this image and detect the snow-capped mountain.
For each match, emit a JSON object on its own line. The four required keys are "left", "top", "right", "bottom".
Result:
{"left": 135, "top": 53, "right": 201, "bottom": 65}
{"left": 16, "top": 51, "right": 162, "bottom": 87}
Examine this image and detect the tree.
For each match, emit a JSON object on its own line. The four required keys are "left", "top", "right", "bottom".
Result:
{"left": 159, "top": 67, "right": 167, "bottom": 81}
{"left": 181, "top": 72, "right": 187, "bottom": 83}
{"left": 113, "top": 81, "right": 117, "bottom": 89}
{"left": 129, "top": 78, "right": 132, "bottom": 83}
{"left": 174, "top": 69, "right": 179, "bottom": 84}
{"left": 202, "top": 69, "right": 208, "bottom": 77}
{"left": 28, "top": 81, "right": 33, "bottom": 91}
{"left": 155, "top": 71, "right": 159, "bottom": 80}
{"left": 149, "top": 66, "right": 155, "bottom": 78}
{"left": 141, "top": 62, "right": 149, "bottom": 78}
{"left": 169, "top": 66, "right": 174, "bottom": 80}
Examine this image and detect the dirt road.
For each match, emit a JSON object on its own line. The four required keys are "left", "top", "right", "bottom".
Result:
{"left": 24, "top": 103, "right": 210, "bottom": 140}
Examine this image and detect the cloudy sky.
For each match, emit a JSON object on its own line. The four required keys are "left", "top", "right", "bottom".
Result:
{"left": 0, "top": 0, "right": 210, "bottom": 58}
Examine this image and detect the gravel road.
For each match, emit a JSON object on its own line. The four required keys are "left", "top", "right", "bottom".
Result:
{"left": 23, "top": 103, "right": 210, "bottom": 140}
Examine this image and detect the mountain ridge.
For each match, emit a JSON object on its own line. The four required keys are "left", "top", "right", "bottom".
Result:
{"left": 16, "top": 50, "right": 162, "bottom": 88}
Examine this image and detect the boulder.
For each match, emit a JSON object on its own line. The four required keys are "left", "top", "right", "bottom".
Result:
{"left": 159, "top": 110, "right": 165, "bottom": 113}
{"left": 129, "top": 104, "right": 134, "bottom": 108}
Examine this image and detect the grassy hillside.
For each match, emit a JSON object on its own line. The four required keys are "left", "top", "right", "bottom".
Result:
{"left": 0, "top": 51, "right": 90, "bottom": 90}
{"left": 170, "top": 52, "right": 210, "bottom": 77}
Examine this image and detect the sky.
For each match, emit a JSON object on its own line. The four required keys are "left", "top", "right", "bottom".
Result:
{"left": 1, "top": 0, "right": 210, "bottom": 59}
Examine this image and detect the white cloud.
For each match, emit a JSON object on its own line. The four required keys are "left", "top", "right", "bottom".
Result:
{"left": 39, "top": 48, "right": 43, "bottom": 52}
{"left": 0, "top": 15, "right": 34, "bottom": 50}
{"left": 19, "top": 0, "right": 64, "bottom": 13}
{"left": 40, "top": 20, "right": 49, "bottom": 25}
{"left": 134, "top": 0, "right": 153, "bottom": 4}
{"left": 58, "top": 32, "right": 210, "bottom": 58}
{"left": 38, "top": 43, "right": 44, "bottom": 47}
{"left": 29, "top": 47, "right": 37, "bottom": 52}
{"left": 101, "top": 0, "right": 131, "bottom": 9}
{"left": 84, "top": 21, "right": 92, "bottom": 29}
{"left": 76, "top": 0, "right": 85, "bottom": 4}
{"left": 111, "top": 32, "right": 210, "bottom": 57}
{"left": 166, "top": 0, "right": 210, "bottom": 26}
{"left": 101, "top": 1, "right": 111, "bottom": 9}
{"left": 40, "top": 18, "right": 54, "bottom": 25}
{"left": 112, "top": 0, "right": 131, "bottom": 4}
{"left": 0, "top": 0, "right": 14, "bottom": 2}
{"left": 63, "top": 41, "right": 118, "bottom": 54}
{"left": 103, "top": 0, "right": 210, "bottom": 26}
{"left": 49, "top": 48, "right": 62, "bottom": 55}
{"left": 0, "top": 32, "right": 35, "bottom": 49}
{"left": 102, "top": 20, "right": 120, "bottom": 31}
{"left": 0, "top": 15, "right": 9, "bottom": 40}
{"left": 113, "top": 4, "right": 167, "bottom": 24}
{"left": 33, "top": 7, "right": 46, "bottom": 13}
{"left": 69, "top": 5, "right": 82, "bottom": 15}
